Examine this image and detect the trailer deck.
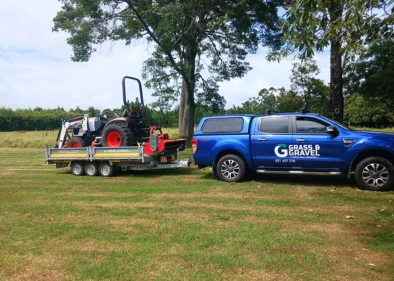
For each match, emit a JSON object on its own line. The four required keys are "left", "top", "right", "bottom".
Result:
{"left": 45, "top": 146, "right": 190, "bottom": 176}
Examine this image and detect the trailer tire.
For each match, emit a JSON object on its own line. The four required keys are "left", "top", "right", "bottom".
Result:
{"left": 99, "top": 162, "right": 114, "bottom": 177}
{"left": 216, "top": 154, "right": 246, "bottom": 182}
{"left": 71, "top": 161, "right": 85, "bottom": 176}
{"left": 85, "top": 162, "right": 98, "bottom": 176}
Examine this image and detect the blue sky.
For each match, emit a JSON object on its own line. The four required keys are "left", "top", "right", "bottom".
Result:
{"left": 0, "top": 0, "right": 330, "bottom": 111}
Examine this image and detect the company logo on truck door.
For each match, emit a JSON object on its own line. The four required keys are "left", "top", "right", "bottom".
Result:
{"left": 274, "top": 144, "right": 321, "bottom": 157}
{"left": 274, "top": 144, "right": 288, "bottom": 157}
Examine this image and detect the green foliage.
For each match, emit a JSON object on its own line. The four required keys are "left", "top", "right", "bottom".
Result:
{"left": 345, "top": 39, "right": 394, "bottom": 101}
{"left": 269, "top": 0, "right": 393, "bottom": 62}
{"left": 344, "top": 39, "right": 394, "bottom": 127}
{"left": 344, "top": 93, "right": 394, "bottom": 127}
{"left": 53, "top": 0, "right": 284, "bottom": 137}
{"left": 0, "top": 107, "right": 97, "bottom": 131}
{"left": 290, "top": 59, "right": 329, "bottom": 115}
{"left": 267, "top": 0, "right": 393, "bottom": 122}
{"left": 276, "top": 88, "right": 303, "bottom": 113}
{"left": 0, "top": 104, "right": 180, "bottom": 132}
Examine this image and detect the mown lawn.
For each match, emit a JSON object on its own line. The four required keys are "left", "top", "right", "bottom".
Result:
{"left": 0, "top": 128, "right": 181, "bottom": 149}
{"left": 0, "top": 147, "right": 393, "bottom": 281}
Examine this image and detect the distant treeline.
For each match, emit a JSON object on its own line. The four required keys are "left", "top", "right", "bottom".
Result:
{"left": 0, "top": 105, "right": 211, "bottom": 131}
{"left": 1, "top": 84, "right": 393, "bottom": 132}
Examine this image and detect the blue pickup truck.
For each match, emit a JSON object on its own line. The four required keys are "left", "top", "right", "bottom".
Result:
{"left": 192, "top": 112, "right": 394, "bottom": 191}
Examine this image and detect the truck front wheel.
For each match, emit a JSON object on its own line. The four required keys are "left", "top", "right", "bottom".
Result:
{"left": 355, "top": 157, "right": 394, "bottom": 191}
{"left": 216, "top": 154, "right": 246, "bottom": 182}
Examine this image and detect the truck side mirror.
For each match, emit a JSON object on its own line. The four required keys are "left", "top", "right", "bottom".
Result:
{"left": 326, "top": 126, "right": 338, "bottom": 136}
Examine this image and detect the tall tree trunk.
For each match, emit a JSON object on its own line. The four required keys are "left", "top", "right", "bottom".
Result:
{"left": 178, "top": 46, "right": 196, "bottom": 142}
{"left": 328, "top": 3, "right": 344, "bottom": 123}
{"left": 178, "top": 79, "right": 187, "bottom": 137}
{"left": 329, "top": 39, "right": 344, "bottom": 122}
{"left": 181, "top": 83, "right": 195, "bottom": 142}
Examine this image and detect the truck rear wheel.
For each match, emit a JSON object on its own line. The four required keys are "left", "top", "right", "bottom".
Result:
{"left": 85, "top": 162, "right": 98, "bottom": 176}
{"left": 355, "top": 156, "right": 394, "bottom": 191}
{"left": 99, "top": 162, "right": 114, "bottom": 177}
{"left": 216, "top": 154, "right": 246, "bottom": 182}
{"left": 71, "top": 161, "right": 85, "bottom": 176}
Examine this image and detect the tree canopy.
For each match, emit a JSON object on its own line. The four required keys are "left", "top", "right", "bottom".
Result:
{"left": 53, "top": 0, "right": 284, "bottom": 139}
{"left": 268, "top": 0, "right": 394, "bottom": 123}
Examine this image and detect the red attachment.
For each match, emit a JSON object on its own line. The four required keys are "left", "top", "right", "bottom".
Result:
{"left": 160, "top": 156, "right": 167, "bottom": 163}
{"left": 144, "top": 126, "right": 186, "bottom": 156}
{"left": 192, "top": 138, "right": 198, "bottom": 154}
{"left": 68, "top": 116, "right": 83, "bottom": 122}
{"left": 68, "top": 141, "right": 81, "bottom": 148}
{"left": 107, "top": 131, "right": 122, "bottom": 147}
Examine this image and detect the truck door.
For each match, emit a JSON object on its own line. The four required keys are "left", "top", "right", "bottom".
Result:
{"left": 251, "top": 116, "right": 293, "bottom": 170}
{"left": 291, "top": 116, "right": 343, "bottom": 171}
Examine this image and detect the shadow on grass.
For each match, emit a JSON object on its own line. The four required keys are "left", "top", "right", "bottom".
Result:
{"left": 115, "top": 167, "right": 196, "bottom": 178}
{"left": 199, "top": 169, "right": 359, "bottom": 189}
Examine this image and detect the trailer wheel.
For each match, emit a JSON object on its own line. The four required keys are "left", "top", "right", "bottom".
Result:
{"left": 71, "top": 161, "right": 85, "bottom": 176}
{"left": 85, "top": 162, "right": 98, "bottom": 176}
{"left": 99, "top": 162, "right": 114, "bottom": 177}
{"left": 216, "top": 154, "right": 246, "bottom": 182}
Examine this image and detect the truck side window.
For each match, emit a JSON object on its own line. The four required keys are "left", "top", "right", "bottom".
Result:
{"left": 202, "top": 117, "right": 243, "bottom": 133}
{"left": 296, "top": 117, "right": 328, "bottom": 133}
{"left": 259, "top": 117, "right": 289, "bottom": 134}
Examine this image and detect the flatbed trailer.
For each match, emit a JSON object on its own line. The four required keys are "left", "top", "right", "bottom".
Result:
{"left": 45, "top": 146, "right": 191, "bottom": 177}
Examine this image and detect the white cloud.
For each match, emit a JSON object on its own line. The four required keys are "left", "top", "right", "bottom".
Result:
{"left": 0, "top": 0, "right": 331, "bottom": 112}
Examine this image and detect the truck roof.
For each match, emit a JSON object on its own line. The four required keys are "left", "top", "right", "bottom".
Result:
{"left": 200, "top": 112, "right": 322, "bottom": 119}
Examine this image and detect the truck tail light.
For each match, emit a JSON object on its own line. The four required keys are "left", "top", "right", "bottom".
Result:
{"left": 192, "top": 138, "right": 198, "bottom": 154}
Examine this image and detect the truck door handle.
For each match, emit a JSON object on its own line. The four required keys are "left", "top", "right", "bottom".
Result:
{"left": 258, "top": 137, "right": 267, "bottom": 141}
{"left": 296, "top": 138, "right": 306, "bottom": 142}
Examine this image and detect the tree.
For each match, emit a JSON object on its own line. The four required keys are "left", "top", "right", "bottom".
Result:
{"left": 196, "top": 86, "right": 226, "bottom": 115}
{"left": 268, "top": 0, "right": 394, "bottom": 123}
{"left": 53, "top": 0, "right": 283, "bottom": 140}
{"left": 345, "top": 39, "right": 394, "bottom": 103}
{"left": 235, "top": 87, "right": 278, "bottom": 115}
{"left": 276, "top": 88, "right": 303, "bottom": 112}
{"left": 290, "top": 59, "right": 329, "bottom": 115}
{"left": 343, "top": 39, "right": 394, "bottom": 127}
{"left": 344, "top": 93, "right": 394, "bottom": 127}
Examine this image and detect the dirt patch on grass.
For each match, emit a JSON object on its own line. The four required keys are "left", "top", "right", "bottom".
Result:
{"left": 50, "top": 238, "right": 136, "bottom": 253}
{"left": 180, "top": 177, "right": 200, "bottom": 183}
{"left": 162, "top": 211, "right": 210, "bottom": 224}
{"left": 32, "top": 213, "right": 158, "bottom": 229}
{"left": 58, "top": 191, "right": 140, "bottom": 198}
{"left": 223, "top": 269, "right": 292, "bottom": 281}
{"left": 6, "top": 253, "right": 69, "bottom": 281}
{"left": 293, "top": 222, "right": 391, "bottom": 280}
{"left": 150, "top": 191, "right": 275, "bottom": 200}
{"left": 291, "top": 185, "right": 318, "bottom": 199}
{"left": 73, "top": 201, "right": 157, "bottom": 209}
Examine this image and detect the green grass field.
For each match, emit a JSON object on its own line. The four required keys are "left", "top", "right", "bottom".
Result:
{"left": 0, "top": 128, "right": 181, "bottom": 149}
{"left": 0, "top": 130, "right": 394, "bottom": 280}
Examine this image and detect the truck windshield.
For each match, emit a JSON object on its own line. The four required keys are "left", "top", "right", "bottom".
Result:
{"left": 320, "top": 116, "right": 353, "bottom": 131}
